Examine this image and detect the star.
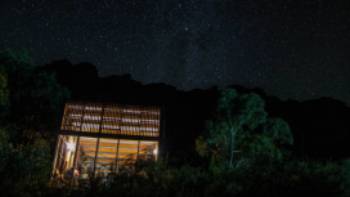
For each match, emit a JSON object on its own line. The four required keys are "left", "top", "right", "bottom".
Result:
{"left": 0, "top": 0, "right": 349, "bottom": 104}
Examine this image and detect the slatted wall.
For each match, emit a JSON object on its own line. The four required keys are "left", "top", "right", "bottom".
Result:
{"left": 60, "top": 102, "right": 161, "bottom": 138}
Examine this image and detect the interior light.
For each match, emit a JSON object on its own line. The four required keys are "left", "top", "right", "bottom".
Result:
{"left": 66, "top": 142, "right": 76, "bottom": 152}
{"left": 153, "top": 147, "right": 158, "bottom": 155}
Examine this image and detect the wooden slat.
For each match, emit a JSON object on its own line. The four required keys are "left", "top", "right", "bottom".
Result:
{"left": 60, "top": 102, "right": 161, "bottom": 138}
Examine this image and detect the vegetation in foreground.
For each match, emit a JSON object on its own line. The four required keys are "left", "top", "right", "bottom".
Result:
{"left": 0, "top": 50, "right": 349, "bottom": 197}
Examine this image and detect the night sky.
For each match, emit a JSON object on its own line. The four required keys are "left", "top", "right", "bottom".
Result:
{"left": 1, "top": 0, "right": 349, "bottom": 104}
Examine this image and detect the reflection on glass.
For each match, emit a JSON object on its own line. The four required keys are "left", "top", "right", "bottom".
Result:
{"left": 95, "top": 138, "right": 118, "bottom": 177}
{"left": 77, "top": 137, "right": 97, "bottom": 179}
{"left": 53, "top": 135, "right": 159, "bottom": 180}
{"left": 117, "top": 140, "right": 139, "bottom": 171}
{"left": 52, "top": 135, "right": 78, "bottom": 181}
{"left": 139, "top": 141, "right": 158, "bottom": 161}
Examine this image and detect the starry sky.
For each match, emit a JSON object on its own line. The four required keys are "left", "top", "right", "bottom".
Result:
{"left": 1, "top": 0, "right": 349, "bottom": 104}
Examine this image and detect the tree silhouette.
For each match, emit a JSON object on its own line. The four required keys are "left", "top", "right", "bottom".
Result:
{"left": 0, "top": 71, "right": 8, "bottom": 108}
{"left": 0, "top": 49, "right": 69, "bottom": 135}
{"left": 196, "top": 89, "right": 293, "bottom": 170}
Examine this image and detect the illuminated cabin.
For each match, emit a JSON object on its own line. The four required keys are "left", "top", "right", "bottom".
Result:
{"left": 52, "top": 102, "right": 161, "bottom": 181}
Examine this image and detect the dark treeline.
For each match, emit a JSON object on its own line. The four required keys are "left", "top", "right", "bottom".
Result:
{"left": 42, "top": 59, "right": 350, "bottom": 162}
{"left": 1, "top": 50, "right": 350, "bottom": 197}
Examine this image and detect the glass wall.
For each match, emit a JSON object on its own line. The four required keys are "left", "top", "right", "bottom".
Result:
{"left": 139, "top": 141, "right": 158, "bottom": 161}
{"left": 77, "top": 137, "right": 98, "bottom": 179}
{"left": 95, "top": 138, "right": 118, "bottom": 177}
{"left": 52, "top": 135, "right": 78, "bottom": 180}
{"left": 53, "top": 135, "right": 159, "bottom": 181}
{"left": 117, "top": 140, "right": 139, "bottom": 171}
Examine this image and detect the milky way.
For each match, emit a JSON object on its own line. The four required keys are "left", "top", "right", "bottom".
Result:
{"left": 0, "top": 0, "right": 349, "bottom": 104}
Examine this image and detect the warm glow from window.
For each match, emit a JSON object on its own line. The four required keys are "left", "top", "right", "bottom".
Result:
{"left": 53, "top": 102, "right": 161, "bottom": 182}
{"left": 53, "top": 135, "right": 159, "bottom": 180}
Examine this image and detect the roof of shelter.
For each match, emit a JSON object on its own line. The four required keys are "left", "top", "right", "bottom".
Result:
{"left": 60, "top": 101, "right": 161, "bottom": 139}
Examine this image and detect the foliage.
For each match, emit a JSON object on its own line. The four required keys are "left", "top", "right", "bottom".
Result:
{"left": 0, "top": 127, "right": 51, "bottom": 197}
{"left": 0, "top": 127, "right": 11, "bottom": 173}
{"left": 196, "top": 89, "right": 293, "bottom": 170}
{"left": 0, "top": 71, "right": 9, "bottom": 107}
{"left": 0, "top": 48, "right": 33, "bottom": 65}
{"left": 263, "top": 118, "right": 293, "bottom": 146}
{"left": 341, "top": 159, "right": 350, "bottom": 196}
{"left": 0, "top": 49, "right": 69, "bottom": 136}
{"left": 40, "top": 158, "right": 347, "bottom": 197}
{"left": 0, "top": 49, "right": 68, "bottom": 196}
{"left": 0, "top": 50, "right": 348, "bottom": 197}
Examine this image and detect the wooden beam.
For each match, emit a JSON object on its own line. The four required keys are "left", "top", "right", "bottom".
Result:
{"left": 59, "top": 130, "right": 160, "bottom": 141}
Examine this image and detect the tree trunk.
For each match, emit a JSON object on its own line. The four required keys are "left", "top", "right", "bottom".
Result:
{"left": 229, "top": 127, "right": 235, "bottom": 169}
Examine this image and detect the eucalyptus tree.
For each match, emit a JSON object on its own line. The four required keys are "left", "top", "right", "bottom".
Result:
{"left": 196, "top": 89, "right": 293, "bottom": 170}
